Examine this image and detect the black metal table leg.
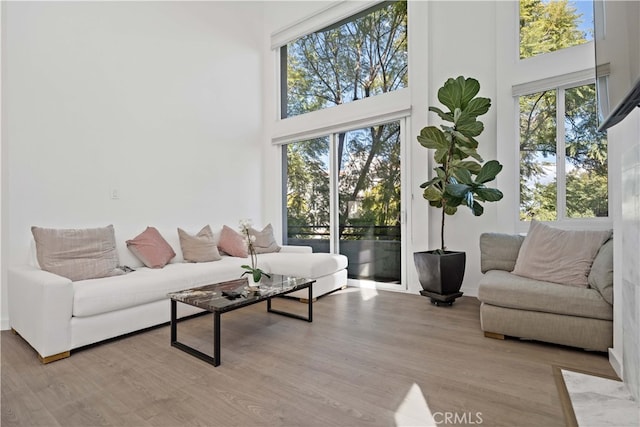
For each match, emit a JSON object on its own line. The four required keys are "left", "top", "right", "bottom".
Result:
{"left": 213, "top": 312, "right": 221, "bottom": 366}
{"left": 170, "top": 300, "right": 177, "bottom": 342}
{"left": 308, "top": 282, "right": 313, "bottom": 322}
{"left": 267, "top": 282, "right": 313, "bottom": 322}
{"left": 171, "top": 301, "right": 219, "bottom": 366}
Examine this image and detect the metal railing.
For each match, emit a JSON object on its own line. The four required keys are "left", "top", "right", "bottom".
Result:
{"left": 287, "top": 224, "right": 401, "bottom": 241}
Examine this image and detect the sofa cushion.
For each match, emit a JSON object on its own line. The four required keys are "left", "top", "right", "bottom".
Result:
{"left": 512, "top": 220, "right": 612, "bottom": 288}
{"left": 259, "top": 252, "right": 348, "bottom": 279}
{"left": 218, "top": 225, "right": 248, "bottom": 258}
{"left": 478, "top": 270, "right": 612, "bottom": 321}
{"left": 178, "top": 225, "right": 221, "bottom": 263}
{"left": 72, "top": 257, "right": 247, "bottom": 317}
{"left": 126, "top": 227, "right": 176, "bottom": 268}
{"left": 480, "top": 233, "right": 525, "bottom": 273}
{"left": 249, "top": 224, "right": 281, "bottom": 254}
{"left": 588, "top": 238, "right": 614, "bottom": 305}
{"left": 31, "top": 225, "right": 125, "bottom": 281}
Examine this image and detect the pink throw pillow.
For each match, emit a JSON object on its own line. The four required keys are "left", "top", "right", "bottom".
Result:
{"left": 126, "top": 227, "right": 176, "bottom": 268}
{"left": 218, "top": 225, "right": 248, "bottom": 258}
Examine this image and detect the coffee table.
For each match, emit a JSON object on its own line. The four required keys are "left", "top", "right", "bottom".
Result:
{"left": 168, "top": 274, "right": 314, "bottom": 366}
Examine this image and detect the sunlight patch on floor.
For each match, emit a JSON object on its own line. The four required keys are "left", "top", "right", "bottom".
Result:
{"left": 394, "top": 383, "right": 437, "bottom": 427}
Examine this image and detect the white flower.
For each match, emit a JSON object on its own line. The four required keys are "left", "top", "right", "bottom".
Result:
{"left": 239, "top": 218, "right": 253, "bottom": 230}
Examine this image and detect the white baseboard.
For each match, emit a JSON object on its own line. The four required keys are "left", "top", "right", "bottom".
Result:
{"left": 609, "top": 347, "right": 624, "bottom": 379}
{"left": 1, "top": 316, "right": 10, "bottom": 331}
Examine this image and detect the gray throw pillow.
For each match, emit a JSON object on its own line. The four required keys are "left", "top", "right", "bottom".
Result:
{"left": 178, "top": 225, "right": 222, "bottom": 263}
{"left": 480, "top": 233, "right": 525, "bottom": 273}
{"left": 249, "top": 224, "right": 281, "bottom": 254}
{"left": 512, "top": 220, "right": 612, "bottom": 288}
{"left": 32, "top": 225, "right": 124, "bottom": 281}
{"left": 588, "top": 238, "right": 614, "bottom": 305}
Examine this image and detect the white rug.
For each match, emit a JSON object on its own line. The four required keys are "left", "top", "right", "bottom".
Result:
{"left": 559, "top": 368, "right": 639, "bottom": 427}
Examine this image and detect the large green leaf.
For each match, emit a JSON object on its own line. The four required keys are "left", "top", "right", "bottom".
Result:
{"left": 456, "top": 160, "right": 482, "bottom": 174}
{"left": 438, "top": 76, "right": 480, "bottom": 111}
{"left": 444, "top": 204, "right": 458, "bottom": 215}
{"left": 419, "top": 176, "right": 442, "bottom": 189}
{"left": 438, "top": 78, "right": 462, "bottom": 112}
{"left": 456, "top": 118, "right": 484, "bottom": 137}
{"left": 451, "top": 130, "right": 472, "bottom": 146}
{"left": 434, "top": 148, "right": 449, "bottom": 164}
{"left": 464, "top": 97, "right": 491, "bottom": 118}
{"left": 475, "top": 160, "right": 503, "bottom": 183}
{"left": 457, "top": 146, "right": 484, "bottom": 162}
{"left": 423, "top": 186, "right": 442, "bottom": 202}
{"left": 453, "top": 168, "right": 474, "bottom": 185}
{"left": 475, "top": 187, "right": 504, "bottom": 202}
{"left": 471, "top": 200, "right": 484, "bottom": 216}
{"left": 417, "top": 126, "right": 448, "bottom": 150}
{"left": 445, "top": 183, "right": 471, "bottom": 198}
{"left": 429, "top": 106, "right": 453, "bottom": 123}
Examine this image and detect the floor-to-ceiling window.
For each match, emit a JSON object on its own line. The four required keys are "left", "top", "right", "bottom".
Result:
{"left": 283, "top": 121, "right": 403, "bottom": 284}
{"left": 274, "top": 1, "right": 409, "bottom": 288}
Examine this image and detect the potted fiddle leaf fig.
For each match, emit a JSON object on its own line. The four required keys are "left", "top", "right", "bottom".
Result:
{"left": 414, "top": 76, "right": 503, "bottom": 306}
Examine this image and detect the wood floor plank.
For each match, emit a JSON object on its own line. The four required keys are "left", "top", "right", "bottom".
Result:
{"left": 2, "top": 289, "right": 615, "bottom": 426}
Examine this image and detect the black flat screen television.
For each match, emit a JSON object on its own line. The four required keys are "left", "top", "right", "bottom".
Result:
{"left": 595, "top": 0, "right": 640, "bottom": 130}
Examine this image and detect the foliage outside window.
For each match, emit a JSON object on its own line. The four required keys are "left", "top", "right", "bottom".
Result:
{"left": 285, "top": 123, "right": 402, "bottom": 243}
{"left": 519, "top": 0, "right": 593, "bottom": 59}
{"left": 285, "top": 121, "right": 402, "bottom": 283}
{"left": 519, "top": 83, "right": 608, "bottom": 221}
{"left": 281, "top": 1, "right": 407, "bottom": 118}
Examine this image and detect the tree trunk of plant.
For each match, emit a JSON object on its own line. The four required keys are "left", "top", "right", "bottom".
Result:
{"left": 441, "top": 206, "right": 446, "bottom": 251}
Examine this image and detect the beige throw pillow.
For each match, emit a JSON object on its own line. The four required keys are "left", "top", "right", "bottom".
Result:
{"left": 178, "top": 225, "right": 221, "bottom": 263}
{"left": 512, "top": 220, "right": 612, "bottom": 288}
{"left": 249, "top": 224, "right": 281, "bottom": 254}
{"left": 31, "top": 225, "right": 125, "bottom": 281}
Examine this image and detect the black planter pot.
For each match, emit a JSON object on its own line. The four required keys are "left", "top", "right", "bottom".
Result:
{"left": 413, "top": 250, "right": 465, "bottom": 306}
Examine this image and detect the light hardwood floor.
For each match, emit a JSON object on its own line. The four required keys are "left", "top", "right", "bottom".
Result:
{"left": 1, "top": 288, "right": 615, "bottom": 426}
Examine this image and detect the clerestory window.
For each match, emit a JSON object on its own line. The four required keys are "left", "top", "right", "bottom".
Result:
{"left": 519, "top": 0, "right": 594, "bottom": 59}
{"left": 280, "top": 1, "right": 407, "bottom": 119}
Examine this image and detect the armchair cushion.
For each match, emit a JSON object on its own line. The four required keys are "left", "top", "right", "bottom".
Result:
{"left": 588, "top": 238, "right": 614, "bottom": 304}
{"left": 512, "top": 220, "right": 612, "bottom": 288}
{"left": 480, "top": 233, "right": 525, "bottom": 273}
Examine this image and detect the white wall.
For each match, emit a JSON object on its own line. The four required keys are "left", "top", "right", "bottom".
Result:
{"left": 426, "top": 1, "right": 498, "bottom": 295}
{"left": 261, "top": 1, "right": 500, "bottom": 296}
{"left": 606, "top": 0, "right": 640, "bottom": 403}
{"left": 1, "top": 1, "right": 265, "bottom": 329}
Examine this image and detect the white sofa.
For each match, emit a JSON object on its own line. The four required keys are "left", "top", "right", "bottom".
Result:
{"left": 8, "top": 227, "right": 348, "bottom": 363}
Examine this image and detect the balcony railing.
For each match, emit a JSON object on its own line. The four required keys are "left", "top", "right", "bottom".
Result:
{"left": 286, "top": 224, "right": 401, "bottom": 283}
{"left": 287, "top": 225, "right": 401, "bottom": 241}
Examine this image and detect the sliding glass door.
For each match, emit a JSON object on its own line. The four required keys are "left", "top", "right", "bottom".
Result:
{"left": 284, "top": 120, "right": 404, "bottom": 287}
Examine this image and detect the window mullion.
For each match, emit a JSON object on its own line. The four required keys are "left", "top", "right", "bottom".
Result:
{"left": 329, "top": 133, "right": 339, "bottom": 255}
{"left": 556, "top": 87, "right": 567, "bottom": 220}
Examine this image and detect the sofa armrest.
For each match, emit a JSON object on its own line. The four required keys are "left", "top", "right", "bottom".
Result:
{"left": 480, "top": 233, "right": 525, "bottom": 273}
{"left": 279, "top": 245, "right": 313, "bottom": 254}
{"left": 8, "top": 266, "right": 74, "bottom": 358}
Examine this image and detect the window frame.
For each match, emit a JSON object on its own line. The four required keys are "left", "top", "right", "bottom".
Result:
{"left": 271, "top": 0, "right": 411, "bottom": 146}
{"left": 515, "top": 73, "right": 610, "bottom": 228}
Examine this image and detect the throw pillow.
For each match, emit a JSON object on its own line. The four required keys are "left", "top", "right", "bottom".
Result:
{"left": 218, "top": 225, "right": 248, "bottom": 258}
{"left": 126, "top": 227, "right": 176, "bottom": 268}
{"left": 178, "top": 225, "right": 222, "bottom": 263}
{"left": 249, "top": 224, "right": 281, "bottom": 254}
{"left": 31, "top": 225, "right": 125, "bottom": 281}
{"left": 512, "top": 220, "right": 612, "bottom": 288}
{"left": 588, "top": 238, "right": 614, "bottom": 305}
